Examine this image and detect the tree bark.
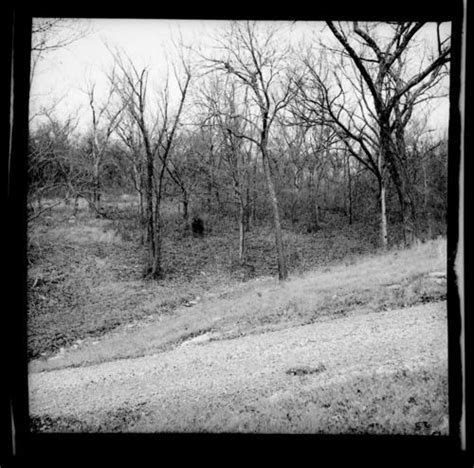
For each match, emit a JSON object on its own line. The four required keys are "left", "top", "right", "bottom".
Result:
{"left": 379, "top": 180, "right": 388, "bottom": 249}
{"left": 151, "top": 207, "right": 163, "bottom": 279}
{"left": 251, "top": 159, "right": 258, "bottom": 225}
{"left": 261, "top": 144, "right": 288, "bottom": 280}
{"left": 137, "top": 190, "right": 145, "bottom": 245}
{"left": 207, "top": 150, "right": 214, "bottom": 213}
{"left": 144, "top": 146, "right": 155, "bottom": 274}
{"left": 245, "top": 180, "right": 251, "bottom": 232}
{"left": 181, "top": 187, "right": 189, "bottom": 227}
{"left": 324, "top": 22, "right": 448, "bottom": 248}
{"left": 92, "top": 159, "right": 101, "bottom": 215}
{"left": 379, "top": 120, "right": 416, "bottom": 246}
{"left": 346, "top": 152, "right": 353, "bottom": 225}
{"left": 238, "top": 197, "right": 245, "bottom": 262}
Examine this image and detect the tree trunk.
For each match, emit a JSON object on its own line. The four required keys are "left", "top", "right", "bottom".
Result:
{"left": 376, "top": 152, "right": 387, "bottom": 249}
{"left": 346, "top": 152, "right": 353, "bottom": 225}
{"left": 73, "top": 194, "right": 80, "bottom": 216}
{"left": 245, "top": 182, "right": 251, "bottom": 232}
{"left": 422, "top": 161, "right": 429, "bottom": 217}
{"left": 307, "top": 168, "right": 320, "bottom": 232}
{"left": 207, "top": 151, "right": 214, "bottom": 213}
{"left": 138, "top": 190, "right": 144, "bottom": 222}
{"left": 137, "top": 189, "right": 145, "bottom": 245}
{"left": 238, "top": 197, "right": 245, "bottom": 262}
{"left": 313, "top": 203, "right": 320, "bottom": 230}
{"left": 261, "top": 144, "right": 288, "bottom": 281}
{"left": 92, "top": 160, "right": 101, "bottom": 215}
{"left": 379, "top": 120, "right": 416, "bottom": 246}
{"left": 401, "top": 200, "right": 416, "bottom": 246}
{"left": 251, "top": 159, "right": 257, "bottom": 225}
{"left": 379, "top": 180, "right": 388, "bottom": 249}
{"left": 144, "top": 148, "right": 155, "bottom": 275}
{"left": 181, "top": 187, "right": 189, "bottom": 227}
{"left": 151, "top": 207, "right": 163, "bottom": 279}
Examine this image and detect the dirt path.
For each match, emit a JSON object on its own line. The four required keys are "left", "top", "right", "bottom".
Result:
{"left": 29, "top": 301, "right": 447, "bottom": 433}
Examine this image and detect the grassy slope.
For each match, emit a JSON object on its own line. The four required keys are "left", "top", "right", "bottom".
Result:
{"left": 28, "top": 206, "right": 446, "bottom": 371}
{"left": 28, "top": 205, "right": 448, "bottom": 435}
{"left": 30, "top": 362, "right": 448, "bottom": 435}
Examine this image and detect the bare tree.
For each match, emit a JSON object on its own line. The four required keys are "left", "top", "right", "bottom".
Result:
{"left": 29, "top": 18, "right": 91, "bottom": 126}
{"left": 31, "top": 18, "right": 91, "bottom": 86}
{"left": 164, "top": 130, "right": 208, "bottom": 229}
{"left": 325, "top": 21, "right": 450, "bottom": 245}
{"left": 199, "top": 21, "right": 300, "bottom": 280}
{"left": 81, "top": 70, "right": 125, "bottom": 215}
{"left": 293, "top": 59, "right": 390, "bottom": 247}
{"left": 275, "top": 119, "right": 333, "bottom": 232}
{"left": 27, "top": 113, "right": 79, "bottom": 220}
{"left": 112, "top": 48, "right": 192, "bottom": 279}
{"left": 114, "top": 111, "right": 147, "bottom": 229}
{"left": 198, "top": 73, "right": 255, "bottom": 262}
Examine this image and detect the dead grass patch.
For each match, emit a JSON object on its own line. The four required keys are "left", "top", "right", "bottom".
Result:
{"left": 27, "top": 207, "right": 446, "bottom": 362}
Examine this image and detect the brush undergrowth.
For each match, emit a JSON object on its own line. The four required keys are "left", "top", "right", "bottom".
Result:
{"left": 27, "top": 204, "right": 446, "bottom": 360}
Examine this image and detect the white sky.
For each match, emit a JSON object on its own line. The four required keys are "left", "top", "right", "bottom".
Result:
{"left": 29, "top": 19, "right": 451, "bottom": 136}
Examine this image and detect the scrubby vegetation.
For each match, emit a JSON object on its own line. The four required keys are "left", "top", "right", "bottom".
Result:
{"left": 26, "top": 19, "right": 450, "bottom": 436}
{"left": 27, "top": 199, "right": 446, "bottom": 362}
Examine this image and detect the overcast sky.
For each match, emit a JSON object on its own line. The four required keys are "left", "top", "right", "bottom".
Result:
{"left": 29, "top": 19, "right": 451, "bottom": 136}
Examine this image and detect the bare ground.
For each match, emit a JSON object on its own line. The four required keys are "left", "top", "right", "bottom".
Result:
{"left": 28, "top": 300, "right": 448, "bottom": 434}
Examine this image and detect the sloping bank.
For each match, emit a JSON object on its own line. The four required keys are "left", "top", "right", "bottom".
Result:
{"left": 29, "top": 301, "right": 448, "bottom": 434}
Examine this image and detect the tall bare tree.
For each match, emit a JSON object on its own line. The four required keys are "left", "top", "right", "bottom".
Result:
{"left": 114, "top": 111, "right": 146, "bottom": 229}
{"left": 199, "top": 74, "right": 255, "bottom": 262}
{"left": 81, "top": 71, "right": 125, "bottom": 215}
{"left": 293, "top": 57, "right": 390, "bottom": 247}
{"left": 325, "top": 21, "right": 450, "bottom": 244}
{"left": 27, "top": 113, "right": 79, "bottom": 220}
{"left": 112, "top": 49, "right": 191, "bottom": 279}
{"left": 200, "top": 21, "right": 300, "bottom": 280}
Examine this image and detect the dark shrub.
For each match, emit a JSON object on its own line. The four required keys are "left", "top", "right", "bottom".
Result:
{"left": 191, "top": 216, "right": 204, "bottom": 237}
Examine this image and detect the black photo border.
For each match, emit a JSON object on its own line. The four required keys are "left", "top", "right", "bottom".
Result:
{"left": 2, "top": 1, "right": 471, "bottom": 466}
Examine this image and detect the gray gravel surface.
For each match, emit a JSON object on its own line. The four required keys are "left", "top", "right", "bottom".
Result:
{"left": 29, "top": 301, "right": 447, "bottom": 432}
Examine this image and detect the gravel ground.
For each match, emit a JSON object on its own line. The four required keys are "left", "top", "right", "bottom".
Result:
{"left": 29, "top": 301, "right": 447, "bottom": 433}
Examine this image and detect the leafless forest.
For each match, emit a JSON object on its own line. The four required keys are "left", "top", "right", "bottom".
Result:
{"left": 27, "top": 19, "right": 450, "bottom": 434}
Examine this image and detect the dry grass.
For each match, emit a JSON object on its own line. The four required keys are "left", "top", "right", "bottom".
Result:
{"left": 27, "top": 205, "right": 448, "bottom": 435}
{"left": 27, "top": 203, "right": 446, "bottom": 364}
{"left": 28, "top": 230, "right": 446, "bottom": 372}
{"left": 30, "top": 364, "right": 448, "bottom": 435}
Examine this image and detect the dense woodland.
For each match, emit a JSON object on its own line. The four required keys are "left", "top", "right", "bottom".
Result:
{"left": 28, "top": 20, "right": 450, "bottom": 281}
